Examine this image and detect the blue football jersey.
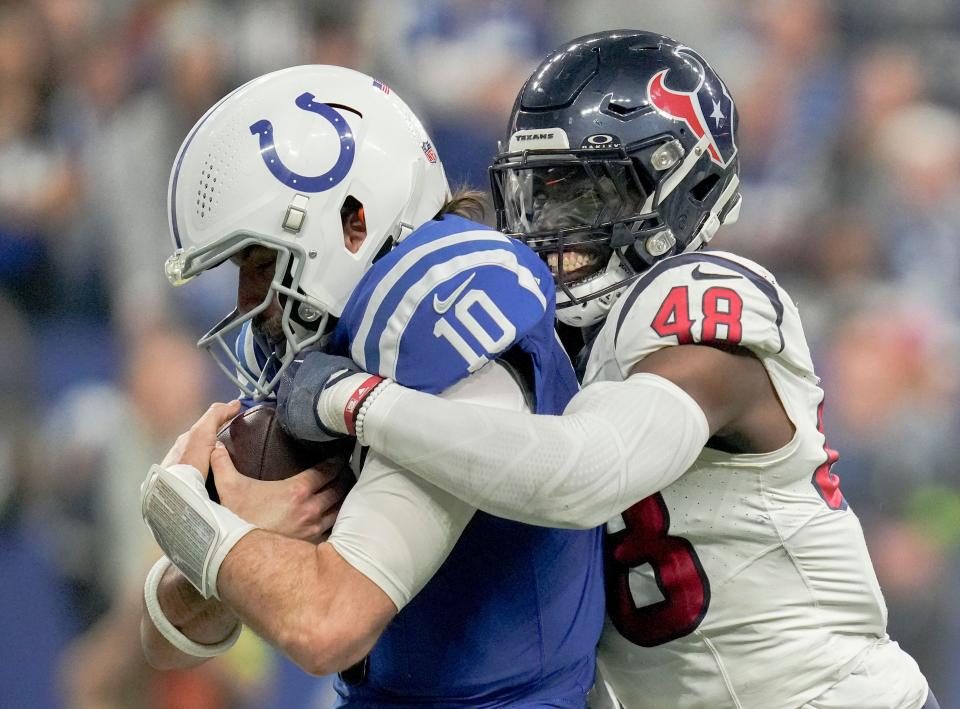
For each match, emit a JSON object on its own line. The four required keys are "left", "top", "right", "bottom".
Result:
{"left": 328, "top": 215, "right": 605, "bottom": 707}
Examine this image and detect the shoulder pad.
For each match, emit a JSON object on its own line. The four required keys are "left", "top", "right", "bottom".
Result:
{"left": 609, "top": 251, "right": 788, "bottom": 372}
{"left": 335, "top": 216, "right": 556, "bottom": 393}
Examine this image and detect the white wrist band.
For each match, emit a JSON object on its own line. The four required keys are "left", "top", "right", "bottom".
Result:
{"left": 144, "top": 556, "right": 242, "bottom": 658}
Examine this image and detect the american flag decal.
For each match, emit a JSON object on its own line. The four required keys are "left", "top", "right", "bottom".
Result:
{"left": 421, "top": 141, "right": 437, "bottom": 163}
{"left": 372, "top": 78, "right": 391, "bottom": 94}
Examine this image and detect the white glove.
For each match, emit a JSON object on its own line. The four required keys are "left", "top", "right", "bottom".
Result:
{"left": 141, "top": 463, "right": 257, "bottom": 599}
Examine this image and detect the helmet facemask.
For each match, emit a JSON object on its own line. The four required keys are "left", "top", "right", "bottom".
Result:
{"left": 491, "top": 139, "right": 695, "bottom": 325}
{"left": 166, "top": 234, "right": 328, "bottom": 401}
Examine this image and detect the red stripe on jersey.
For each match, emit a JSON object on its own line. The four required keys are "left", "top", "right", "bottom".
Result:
{"left": 812, "top": 400, "right": 846, "bottom": 510}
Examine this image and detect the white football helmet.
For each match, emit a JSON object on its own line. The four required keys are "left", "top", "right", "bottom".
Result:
{"left": 165, "top": 65, "right": 450, "bottom": 398}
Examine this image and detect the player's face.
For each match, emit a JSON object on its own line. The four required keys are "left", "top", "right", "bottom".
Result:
{"left": 234, "top": 245, "right": 284, "bottom": 345}
{"left": 233, "top": 213, "right": 364, "bottom": 349}
{"left": 502, "top": 161, "right": 646, "bottom": 285}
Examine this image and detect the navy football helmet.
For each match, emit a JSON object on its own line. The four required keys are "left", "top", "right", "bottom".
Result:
{"left": 490, "top": 30, "right": 742, "bottom": 326}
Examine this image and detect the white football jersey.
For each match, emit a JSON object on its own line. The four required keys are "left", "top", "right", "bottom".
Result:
{"left": 583, "top": 251, "right": 929, "bottom": 709}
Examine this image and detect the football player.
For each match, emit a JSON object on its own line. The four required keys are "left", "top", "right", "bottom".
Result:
{"left": 281, "top": 32, "right": 938, "bottom": 709}
{"left": 139, "top": 65, "right": 605, "bottom": 706}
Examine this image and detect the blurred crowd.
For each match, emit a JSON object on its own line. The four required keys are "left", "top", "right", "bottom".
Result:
{"left": 1, "top": 1, "right": 958, "bottom": 707}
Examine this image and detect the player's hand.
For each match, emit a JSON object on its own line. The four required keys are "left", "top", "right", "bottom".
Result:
{"left": 161, "top": 400, "right": 243, "bottom": 472}
{"left": 211, "top": 451, "right": 353, "bottom": 544}
{"left": 277, "top": 351, "right": 386, "bottom": 441}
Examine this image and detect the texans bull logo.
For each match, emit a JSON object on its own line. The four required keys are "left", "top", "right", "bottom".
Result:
{"left": 647, "top": 64, "right": 737, "bottom": 168}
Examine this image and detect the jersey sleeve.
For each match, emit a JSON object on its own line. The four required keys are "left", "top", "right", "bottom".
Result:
{"left": 610, "top": 251, "right": 788, "bottom": 376}
{"left": 327, "top": 447, "right": 475, "bottom": 609}
{"left": 334, "top": 217, "right": 556, "bottom": 394}
{"left": 327, "top": 360, "right": 527, "bottom": 609}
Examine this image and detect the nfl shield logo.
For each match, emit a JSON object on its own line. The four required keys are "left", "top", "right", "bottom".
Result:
{"left": 421, "top": 141, "right": 438, "bottom": 163}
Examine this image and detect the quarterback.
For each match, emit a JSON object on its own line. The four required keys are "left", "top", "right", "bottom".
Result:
{"left": 139, "top": 65, "right": 604, "bottom": 706}
{"left": 283, "top": 32, "right": 937, "bottom": 709}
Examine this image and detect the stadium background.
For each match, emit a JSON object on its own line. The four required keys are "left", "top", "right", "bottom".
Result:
{"left": 1, "top": 0, "right": 958, "bottom": 707}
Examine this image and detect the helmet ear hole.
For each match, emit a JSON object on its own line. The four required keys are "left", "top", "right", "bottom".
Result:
{"left": 340, "top": 195, "right": 367, "bottom": 254}
{"left": 690, "top": 174, "right": 721, "bottom": 202}
{"left": 339, "top": 195, "right": 364, "bottom": 225}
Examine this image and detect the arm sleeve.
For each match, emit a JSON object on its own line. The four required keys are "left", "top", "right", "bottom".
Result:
{"left": 326, "top": 360, "right": 528, "bottom": 610}
{"left": 360, "top": 373, "right": 711, "bottom": 530}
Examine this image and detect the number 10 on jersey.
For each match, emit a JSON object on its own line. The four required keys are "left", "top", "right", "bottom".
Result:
{"left": 433, "top": 288, "right": 517, "bottom": 371}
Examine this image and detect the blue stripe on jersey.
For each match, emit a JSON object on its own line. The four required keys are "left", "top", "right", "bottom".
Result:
{"left": 359, "top": 238, "right": 524, "bottom": 375}
{"left": 236, "top": 320, "right": 272, "bottom": 376}
{"left": 614, "top": 251, "right": 785, "bottom": 352}
{"left": 334, "top": 215, "right": 565, "bottom": 399}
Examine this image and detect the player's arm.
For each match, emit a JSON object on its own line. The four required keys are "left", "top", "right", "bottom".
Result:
{"left": 306, "top": 340, "right": 783, "bottom": 530}
{"left": 628, "top": 343, "right": 793, "bottom": 454}
{"left": 139, "top": 400, "right": 455, "bottom": 675}
{"left": 141, "top": 366, "right": 525, "bottom": 674}
{"left": 140, "top": 468, "right": 355, "bottom": 672}
{"left": 216, "top": 529, "right": 393, "bottom": 674}
{"left": 354, "top": 363, "right": 711, "bottom": 529}
{"left": 140, "top": 486, "right": 397, "bottom": 675}
{"left": 217, "top": 442, "right": 479, "bottom": 674}
{"left": 139, "top": 403, "right": 456, "bottom": 675}
{"left": 140, "top": 562, "right": 242, "bottom": 669}
{"left": 140, "top": 402, "right": 246, "bottom": 670}
{"left": 141, "top": 418, "right": 350, "bottom": 670}
{"left": 141, "top": 542, "right": 386, "bottom": 675}
{"left": 305, "top": 259, "right": 792, "bottom": 529}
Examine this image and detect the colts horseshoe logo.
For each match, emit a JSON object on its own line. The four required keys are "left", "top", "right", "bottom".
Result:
{"left": 249, "top": 92, "right": 355, "bottom": 192}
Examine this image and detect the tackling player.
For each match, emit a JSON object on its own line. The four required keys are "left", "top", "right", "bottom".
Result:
{"left": 139, "top": 65, "right": 604, "bottom": 706}
{"left": 281, "top": 32, "right": 938, "bottom": 709}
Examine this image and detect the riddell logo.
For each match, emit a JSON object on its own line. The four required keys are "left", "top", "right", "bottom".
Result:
{"left": 515, "top": 133, "right": 555, "bottom": 141}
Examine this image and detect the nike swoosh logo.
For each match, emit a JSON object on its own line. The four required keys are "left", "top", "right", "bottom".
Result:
{"left": 691, "top": 264, "right": 742, "bottom": 281}
{"left": 433, "top": 272, "right": 476, "bottom": 314}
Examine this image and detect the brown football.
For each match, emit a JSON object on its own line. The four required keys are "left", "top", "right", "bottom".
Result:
{"left": 206, "top": 404, "right": 354, "bottom": 503}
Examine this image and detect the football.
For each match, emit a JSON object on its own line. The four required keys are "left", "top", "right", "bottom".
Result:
{"left": 206, "top": 403, "right": 354, "bottom": 503}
